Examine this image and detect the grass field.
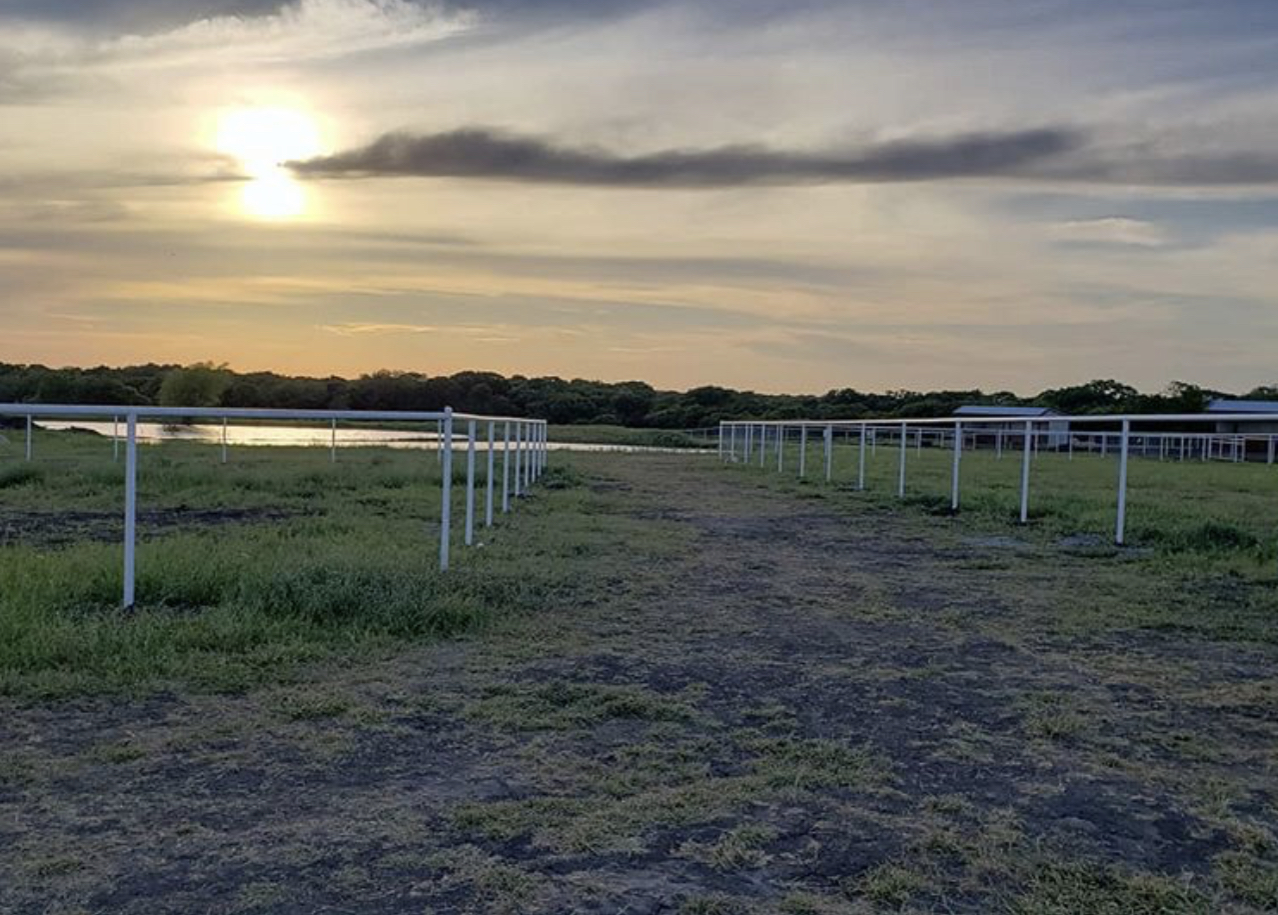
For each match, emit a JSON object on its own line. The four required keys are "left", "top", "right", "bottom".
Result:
{"left": 2, "top": 432, "right": 1278, "bottom": 913}
{"left": 751, "top": 435, "right": 1278, "bottom": 570}
{"left": 547, "top": 423, "right": 713, "bottom": 448}
{"left": 0, "top": 429, "right": 573, "bottom": 696}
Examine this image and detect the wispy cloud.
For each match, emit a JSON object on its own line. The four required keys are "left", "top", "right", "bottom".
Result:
{"left": 320, "top": 321, "right": 437, "bottom": 336}
{"left": 98, "top": 0, "right": 475, "bottom": 67}
{"left": 1048, "top": 216, "right": 1170, "bottom": 248}
{"left": 0, "top": 0, "right": 474, "bottom": 91}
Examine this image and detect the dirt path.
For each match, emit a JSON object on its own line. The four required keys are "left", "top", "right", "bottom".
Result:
{"left": 3, "top": 455, "right": 1277, "bottom": 914}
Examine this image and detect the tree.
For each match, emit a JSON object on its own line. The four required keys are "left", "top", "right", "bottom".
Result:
{"left": 1037, "top": 379, "right": 1138, "bottom": 414}
{"left": 158, "top": 362, "right": 231, "bottom": 408}
{"left": 1158, "top": 381, "right": 1218, "bottom": 414}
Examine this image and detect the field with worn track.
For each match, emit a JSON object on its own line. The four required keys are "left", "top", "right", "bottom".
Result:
{"left": 3, "top": 442, "right": 1278, "bottom": 913}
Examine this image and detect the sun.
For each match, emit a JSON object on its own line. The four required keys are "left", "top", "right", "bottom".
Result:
{"left": 215, "top": 107, "right": 321, "bottom": 219}
{"left": 216, "top": 107, "right": 320, "bottom": 177}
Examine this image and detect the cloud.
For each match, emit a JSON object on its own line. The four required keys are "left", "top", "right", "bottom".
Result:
{"left": 1046, "top": 147, "right": 1278, "bottom": 187}
{"left": 0, "top": 0, "right": 474, "bottom": 87}
{"left": 97, "top": 0, "right": 475, "bottom": 67}
{"left": 320, "top": 321, "right": 437, "bottom": 335}
{"left": 291, "top": 126, "right": 1082, "bottom": 187}
{"left": 1048, "top": 217, "right": 1170, "bottom": 248}
{"left": 292, "top": 125, "right": 1278, "bottom": 190}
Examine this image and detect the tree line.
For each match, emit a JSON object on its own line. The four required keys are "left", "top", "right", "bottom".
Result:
{"left": 1, "top": 362, "right": 1273, "bottom": 428}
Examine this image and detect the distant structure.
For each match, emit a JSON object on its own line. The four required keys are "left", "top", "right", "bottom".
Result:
{"left": 953, "top": 405, "right": 1070, "bottom": 448}
{"left": 1206, "top": 399, "right": 1278, "bottom": 435}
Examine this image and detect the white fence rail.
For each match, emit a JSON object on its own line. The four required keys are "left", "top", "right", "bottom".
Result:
{"left": 0, "top": 404, "right": 549, "bottom": 607}
{"left": 719, "top": 413, "right": 1278, "bottom": 548}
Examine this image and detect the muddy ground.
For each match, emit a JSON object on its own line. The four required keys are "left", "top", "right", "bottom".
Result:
{"left": 2, "top": 455, "right": 1277, "bottom": 913}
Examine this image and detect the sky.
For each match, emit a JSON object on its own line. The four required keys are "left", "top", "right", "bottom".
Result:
{"left": 2, "top": 0, "right": 1277, "bottom": 394}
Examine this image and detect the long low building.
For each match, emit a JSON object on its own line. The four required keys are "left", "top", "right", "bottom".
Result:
{"left": 953, "top": 405, "right": 1071, "bottom": 447}
{"left": 1207, "top": 399, "right": 1278, "bottom": 434}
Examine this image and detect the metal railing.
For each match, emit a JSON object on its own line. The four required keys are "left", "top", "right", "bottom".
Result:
{"left": 719, "top": 413, "right": 1278, "bottom": 547}
{"left": 0, "top": 404, "right": 549, "bottom": 607}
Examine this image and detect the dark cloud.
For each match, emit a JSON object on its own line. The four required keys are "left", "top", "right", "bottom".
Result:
{"left": 292, "top": 126, "right": 1278, "bottom": 189}
{"left": 290, "top": 127, "right": 1082, "bottom": 187}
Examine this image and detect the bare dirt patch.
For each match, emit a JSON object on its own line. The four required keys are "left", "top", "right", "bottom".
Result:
{"left": 0, "top": 507, "right": 306, "bottom": 547}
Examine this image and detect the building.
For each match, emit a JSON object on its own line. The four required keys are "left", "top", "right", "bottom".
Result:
{"left": 1206, "top": 399, "right": 1278, "bottom": 435}
{"left": 953, "top": 405, "right": 1071, "bottom": 449}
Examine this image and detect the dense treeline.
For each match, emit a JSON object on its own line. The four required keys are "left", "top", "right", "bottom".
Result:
{"left": 1, "top": 363, "right": 1274, "bottom": 428}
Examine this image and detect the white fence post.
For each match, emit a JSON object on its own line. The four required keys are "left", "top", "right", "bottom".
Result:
{"left": 123, "top": 413, "right": 138, "bottom": 608}
{"left": 513, "top": 422, "right": 523, "bottom": 496}
{"left": 221, "top": 417, "right": 228, "bottom": 465}
{"left": 897, "top": 423, "right": 908, "bottom": 498}
{"left": 439, "top": 408, "right": 453, "bottom": 571}
{"left": 824, "top": 424, "right": 833, "bottom": 482}
{"left": 799, "top": 425, "right": 808, "bottom": 478}
{"left": 485, "top": 421, "right": 495, "bottom": 527}
{"left": 951, "top": 421, "right": 962, "bottom": 511}
{"left": 1116, "top": 419, "right": 1131, "bottom": 545}
{"left": 525, "top": 422, "right": 533, "bottom": 489}
{"left": 759, "top": 424, "right": 767, "bottom": 468}
{"left": 25, "top": 415, "right": 32, "bottom": 461}
{"left": 465, "top": 419, "right": 476, "bottom": 546}
{"left": 776, "top": 424, "right": 784, "bottom": 473}
{"left": 858, "top": 423, "right": 868, "bottom": 490}
{"left": 1019, "top": 420, "right": 1032, "bottom": 524}
{"left": 502, "top": 420, "right": 511, "bottom": 513}
{"left": 330, "top": 418, "right": 337, "bottom": 463}
{"left": 525, "top": 421, "right": 532, "bottom": 488}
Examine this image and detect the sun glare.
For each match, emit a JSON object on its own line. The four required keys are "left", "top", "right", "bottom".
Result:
{"left": 216, "top": 107, "right": 321, "bottom": 220}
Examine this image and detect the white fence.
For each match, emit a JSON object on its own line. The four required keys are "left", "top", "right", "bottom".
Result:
{"left": 0, "top": 404, "right": 549, "bottom": 607}
{"left": 719, "top": 413, "right": 1278, "bottom": 547}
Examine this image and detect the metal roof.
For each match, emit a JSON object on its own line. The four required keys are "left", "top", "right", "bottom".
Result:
{"left": 953, "top": 405, "right": 1060, "bottom": 417}
{"left": 1207, "top": 399, "right": 1278, "bottom": 414}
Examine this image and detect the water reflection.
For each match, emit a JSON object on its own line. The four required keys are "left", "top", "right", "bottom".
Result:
{"left": 36, "top": 420, "right": 703, "bottom": 454}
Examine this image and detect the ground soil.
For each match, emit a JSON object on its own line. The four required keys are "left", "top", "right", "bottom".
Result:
{"left": 2, "top": 455, "right": 1276, "bottom": 913}
{"left": 0, "top": 507, "right": 304, "bottom": 548}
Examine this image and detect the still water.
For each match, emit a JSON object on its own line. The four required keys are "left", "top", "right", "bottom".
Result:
{"left": 36, "top": 420, "right": 702, "bottom": 454}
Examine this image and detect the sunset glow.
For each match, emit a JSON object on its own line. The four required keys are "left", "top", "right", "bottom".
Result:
{"left": 216, "top": 107, "right": 320, "bottom": 219}
{"left": 1, "top": 0, "right": 1276, "bottom": 392}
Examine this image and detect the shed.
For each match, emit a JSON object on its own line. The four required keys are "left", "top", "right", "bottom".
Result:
{"left": 1206, "top": 399, "right": 1278, "bottom": 435}
{"left": 953, "top": 405, "right": 1071, "bottom": 448}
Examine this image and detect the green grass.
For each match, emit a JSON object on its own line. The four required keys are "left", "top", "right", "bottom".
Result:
{"left": 548, "top": 424, "right": 712, "bottom": 449}
{"left": 729, "top": 437, "right": 1278, "bottom": 570}
{"left": 0, "top": 430, "right": 615, "bottom": 697}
